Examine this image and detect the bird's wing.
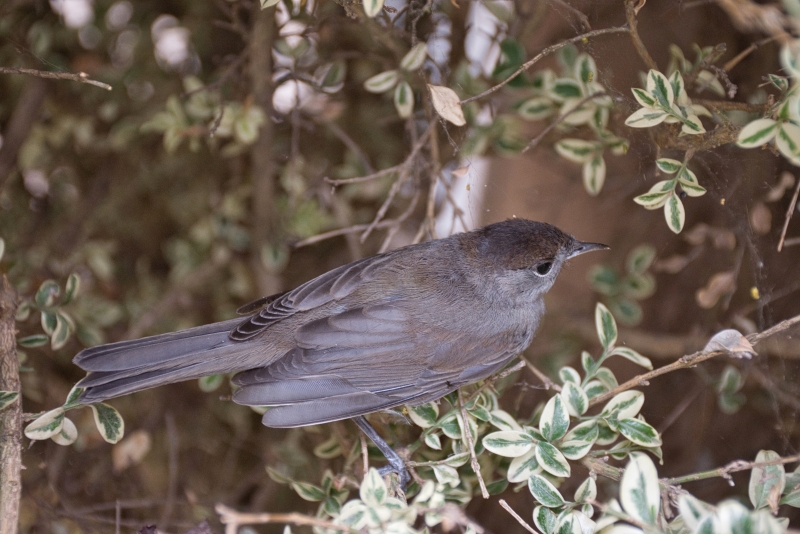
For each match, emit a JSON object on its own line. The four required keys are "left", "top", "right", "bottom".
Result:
{"left": 231, "top": 301, "right": 525, "bottom": 427}
{"left": 230, "top": 252, "right": 396, "bottom": 340}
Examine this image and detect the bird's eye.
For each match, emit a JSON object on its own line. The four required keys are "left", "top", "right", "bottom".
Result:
{"left": 534, "top": 262, "right": 553, "bottom": 276}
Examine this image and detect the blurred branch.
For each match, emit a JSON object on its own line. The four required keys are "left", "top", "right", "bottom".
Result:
{"left": 587, "top": 314, "right": 800, "bottom": 407}
{"left": 0, "top": 76, "right": 47, "bottom": 188}
{"left": 215, "top": 503, "right": 355, "bottom": 534}
{"left": 664, "top": 452, "right": 800, "bottom": 485}
{"left": 460, "top": 25, "right": 630, "bottom": 105}
{"left": 0, "top": 276, "right": 21, "bottom": 534}
{"left": 714, "top": 0, "right": 789, "bottom": 36}
{"left": 777, "top": 176, "right": 800, "bottom": 252}
{"left": 0, "top": 66, "right": 111, "bottom": 90}
{"left": 498, "top": 499, "right": 538, "bottom": 534}
{"left": 521, "top": 92, "right": 606, "bottom": 153}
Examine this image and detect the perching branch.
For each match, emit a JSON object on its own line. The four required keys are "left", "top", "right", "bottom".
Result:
{"left": 0, "top": 276, "right": 21, "bottom": 534}
{"left": 215, "top": 504, "right": 356, "bottom": 534}
{"left": 0, "top": 66, "right": 111, "bottom": 90}
{"left": 624, "top": 0, "right": 658, "bottom": 71}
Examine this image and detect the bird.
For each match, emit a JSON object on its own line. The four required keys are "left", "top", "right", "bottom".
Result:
{"left": 72, "top": 218, "right": 607, "bottom": 485}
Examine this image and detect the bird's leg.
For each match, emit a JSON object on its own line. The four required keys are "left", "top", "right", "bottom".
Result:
{"left": 353, "top": 416, "right": 410, "bottom": 489}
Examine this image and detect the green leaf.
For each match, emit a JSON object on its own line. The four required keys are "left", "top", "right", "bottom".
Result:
{"left": 0, "top": 391, "right": 19, "bottom": 411}
{"left": 533, "top": 506, "right": 558, "bottom": 534}
{"left": 559, "top": 440, "right": 593, "bottom": 461}
{"left": 91, "top": 403, "right": 125, "bottom": 444}
{"left": 717, "top": 365, "right": 743, "bottom": 395}
{"left": 528, "top": 474, "right": 567, "bottom": 508}
{"left": 424, "top": 432, "right": 442, "bottom": 450}
{"left": 518, "top": 97, "right": 556, "bottom": 121}
{"left": 364, "top": 70, "right": 399, "bottom": 93}
{"left": 633, "top": 189, "right": 672, "bottom": 210}
{"left": 507, "top": 448, "right": 541, "bottom": 483}
{"left": 627, "top": 245, "right": 656, "bottom": 274}
{"left": 595, "top": 302, "right": 617, "bottom": 351}
{"left": 581, "top": 351, "right": 598, "bottom": 376}
{"left": 18, "top": 334, "right": 49, "bottom": 348}
{"left": 608, "top": 347, "right": 653, "bottom": 370}
{"left": 574, "top": 53, "right": 597, "bottom": 84}
{"left": 631, "top": 88, "right": 655, "bottom": 108}
{"left": 550, "top": 79, "right": 582, "bottom": 101}
{"left": 554, "top": 139, "right": 597, "bottom": 164}
{"left": 560, "top": 382, "right": 588, "bottom": 416}
{"left": 679, "top": 179, "right": 707, "bottom": 197}
{"left": 313, "top": 436, "right": 342, "bottom": 459}
{"left": 394, "top": 81, "right": 414, "bottom": 119}
{"left": 564, "top": 420, "right": 599, "bottom": 443}
{"left": 482, "top": 430, "right": 534, "bottom": 457}
{"left": 669, "top": 70, "right": 686, "bottom": 104}
{"left": 677, "top": 494, "right": 712, "bottom": 530}
{"left": 408, "top": 402, "right": 439, "bottom": 428}
{"left": 749, "top": 450, "right": 785, "bottom": 510}
{"left": 768, "top": 74, "right": 789, "bottom": 92}
{"left": 62, "top": 273, "right": 81, "bottom": 305}
{"left": 25, "top": 407, "right": 66, "bottom": 440}
{"left": 664, "top": 193, "right": 685, "bottom": 234}
{"left": 360, "top": 468, "right": 388, "bottom": 506}
{"left": 582, "top": 155, "right": 606, "bottom": 196}
{"left": 596, "top": 422, "right": 619, "bottom": 445}
{"left": 646, "top": 70, "right": 674, "bottom": 109}
{"left": 680, "top": 113, "right": 705, "bottom": 135}
{"left": 400, "top": 43, "right": 428, "bottom": 71}
{"left": 737, "top": 119, "right": 779, "bottom": 148}
{"left": 361, "top": 0, "right": 384, "bottom": 17}
{"left": 198, "top": 374, "right": 224, "bottom": 392}
{"left": 51, "top": 416, "right": 78, "bottom": 446}
{"left": 776, "top": 122, "right": 800, "bottom": 165}
{"left": 439, "top": 411, "right": 462, "bottom": 439}
{"left": 618, "top": 418, "right": 662, "bottom": 447}
{"left": 574, "top": 477, "right": 597, "bottom": 503}
{"left": 620, "top": 452, "right": 660, "bottom": 525}
{"left": 266, "top": 466, "right": 292, "bottom": 484}
{"left": 601, "top": 391, "right": 645, "bottom": 420}
{"left": 539, "top": 394, "right": 570, "bottom": 442}
{"left": 625, "top": 108, "right": 668, "bottom": 128}
{"left": 35, "top": 280, "right": 60, "bottom": 309}
{"left": 50, "top": 312, "right": 71, "bottom": 350}
{"left": 558, "top": 366, "right": 581, "bottom": 384}
{"left": 655, "top": 158, "right": 682, "bottom": 174}
{"left": 64, "top": 386, "right": 84, "bottom": 407}
{"left": 583, "top": 380, "right": 607, "bottom": 399}
{"left": 291, "top": 481, "right": 326, "bottom": 501}
{"left": 719, "top": 392, "right": 746, "bottom": 414}
{"left": 536, "top": 441, "right": 571, "bottom": 477}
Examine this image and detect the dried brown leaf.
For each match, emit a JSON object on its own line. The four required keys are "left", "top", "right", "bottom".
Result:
{"left": 112, "top": 429, "right": 152, "bottom": 473}
{"left": 696, "top": 271, "right": 736, "bottom": 309}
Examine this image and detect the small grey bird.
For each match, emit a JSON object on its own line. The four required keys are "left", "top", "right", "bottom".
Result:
{"left": 73, "top": 219, "right": 606, "bottom": 483}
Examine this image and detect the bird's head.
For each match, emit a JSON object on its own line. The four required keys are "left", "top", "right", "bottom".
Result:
{"left": 460, "top": 218, "right": 608, "bottom": 298}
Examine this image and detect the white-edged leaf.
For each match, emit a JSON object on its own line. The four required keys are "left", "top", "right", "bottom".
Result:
{"left": 749, "top": 449, "right": 785, "bottom": 510}
{"left": 669, "top": 70, "right": 687, "bottom": 104}
{"left": 559, "top": 440, "right": 593, "bottom": 460}
{"left": 292, "top": 481, "right": 326, "bottom": 502}
{"left": 618, "top": 418, "right": 662, "bottom": 447}
{"left": 608, "top": 347, "right": 653, "bottom": 370}
{"left": 624, "top": 107, "right": 668, "bottom": 128}
{"left": 91, "top": 403, "right": 125, "bottom": 444}
{"left": 0, "top": 237, "right": 4, "bottom": 262}
{"left": 574, "top": 53, "right": 597, "bottom": 85}
{"left": 409, "top": 402, "right": 439, "bottom": 428}
{"left": 507, "top": 448, "right": 541, "bottom": 482}
{"left": 432, "top": 464, "right": 460, "bottom": 487}
{"left": 631, "top": 88, "right": 655, "bottom": 108}
{"left": 574, "top": 477, "right": 597, "bottom": 503}
{"left": 737, "top": 118, "right": 779, "bottom": 148}
{"left": 394, "top": 81, "right": 414, "bottom": 118}
{"left": 601, "top": 391, "right": 645, "bottom": 420}
{"left": 533, "top": 505, "right": 558, "bottom": 534}
{"left": 424, "top": 432, "right": 441, "bottom": 450}
{"left": 0, "top": 391, "right": 18, "bottom": 412}
{"left": 646, "top": 70, "right": 674, "bottom": 109}
{"left": 549, "top": 78, "right": 583, "bottom": 101}
{"left": 52, "top": 417, "right": 78, "bottom": 446}
{"left": 360, "top": 467, "right": 388, "bottom": 506}
{"left": 564, "top": 420, "right": 599, "bottom": 444}
{"left": 482, "top": 430, "right": 533, "bottom": 457}
{"left": 554, "top": 139, "right": 599, "bottom": 164}
{"left": 559, "top": 366, "right": 581, "bottom": 384}
{"left": 680, "top": 113, "right": 705, "bottom": 135}
{"left": 428, "top": 84, "right": 466, "bottom": 126}
{"left": 777, "top": 122, "right": 800, "bottom": 165}
{"left": 364, "top": 70, "right": 399, "bottom": 93}
{"left": 528, "top": 474, "right": 567, "bottom": 508}
{"left": 518, "top": 97, "right": 556, "bottom": 121}
{"left": 51, "top": 312, "right": 71, "bottom": 350}
{"left": 198, "top": 374, "right": 224, "bottom": 392}
{"left": 260, "top": 0, "right": 281, "bottom": 8}
{"left": 664, "top": 193, "right": 685, "bottom": 234}
{"left": 595, "top": 302, "right": 617, "bottom": 350}
{"left": 561, "top": 381, "right": 589, "bottom": 416}
{"left": 634, "top": 190, "right": 671, "bottom": 209}
{"left": 400, "top": 43, "right": 428, "bottom": 71}
{"left": 63, "top": 272, "right": 81, "bottom": 304}
{"left": 539, "top": 394, "right": 570, "bottom": 442}
{"left": 620, "top": 452, "right": 660, "bottom": 525}
{"left": 582, "top": 155, "right": 606, "bottom": 196}
{"left": 17, "top": 334, "right": 49, "bottom": 348}
{"left": 655, "top": 158, "right": 682, "bottom": 174}
{"left": 536, "top": 441, "right": 571, "bottom": 477}
{"left": 780, "top": 41, "right": 800, "bottom": 79}
{"left": 677, "top": 493, "right": 713, "bottom": 529}
{"left": 489, "top": 409, "right": 523, "bottom": 431}
{"left": 25, "top": 407, "right": 66, "bottom": 440}
{"left": 362, "top": 0, "right": 384, "bottom": 17}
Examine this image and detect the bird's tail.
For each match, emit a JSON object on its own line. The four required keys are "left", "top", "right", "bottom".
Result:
{"left": 73, "top": 318, "right": 249, "bottom": 404}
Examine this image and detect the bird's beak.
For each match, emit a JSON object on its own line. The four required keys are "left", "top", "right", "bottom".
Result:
{"left": 568, "top": 240, "right": 609, "bottom": 259}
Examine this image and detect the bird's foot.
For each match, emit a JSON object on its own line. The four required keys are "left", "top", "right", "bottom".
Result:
{"left": 354, "top": 416, "right": 411, "bottom": 491}
{"left": 378, "top": 461, "right": 410, "bottom": 491}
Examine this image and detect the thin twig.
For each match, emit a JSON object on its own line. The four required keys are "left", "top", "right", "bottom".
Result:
{"left": 624, "top": 0, "right": 658, "bottom": 71}
{"left": 665, "top": 453, "right": 800, "bottom": 485}
{"left": 460, "top": 25, "right": 630, "bottom": 105}
{"left": 458, "top": 389, "right": 489, "bottom": 499}
{"left": 0, "top": 66, "right": 111, "bottom": 90}
{"left": 723, "top": 36, "right": 779, "bottom": 72}
{"left": 522, "top": 357, "right": 562, "bottom": 392}
{"left": 521, "top": 92, "right": 606, "bottom": 153}
{"left": 587, "top": 314, "right": 800, "bottom": 407}
{"left": 216, "top": 504, "right": 355, "bottom": 534}
{"left": 360, "top": 432, "right": 369, "bottom": 478}
{"left": 777, "top": 175, "right": 800, "bottom": 252}
{"left": 498, "top": 499, "right": 538, "bottom": 534}
{"left": 692, "top": 99, "right": 769, "bottom": 113}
